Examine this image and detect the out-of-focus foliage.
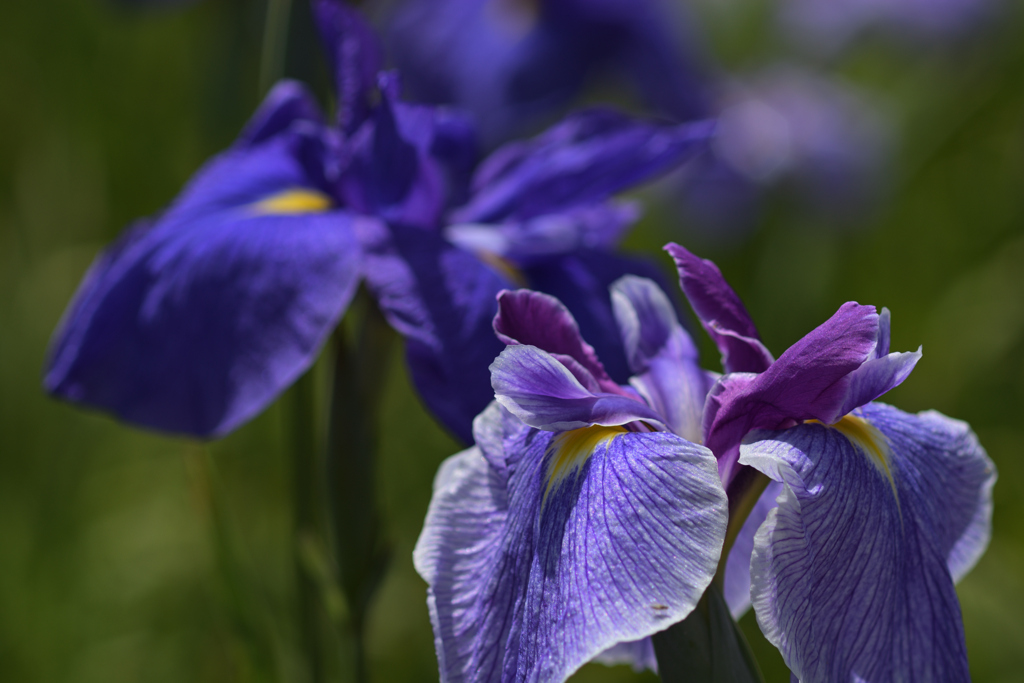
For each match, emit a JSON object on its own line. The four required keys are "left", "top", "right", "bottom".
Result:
{"left": 1, "top": 0, "right": 1022, "bottom": 681}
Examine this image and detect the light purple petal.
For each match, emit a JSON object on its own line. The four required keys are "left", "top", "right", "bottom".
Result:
{"left": 611, "top": 275, "right": 710, "bottom": 442}
{"left": 415, "top": 424, "right": 727, "bottom": 683}
{"left": 665, "top": 243, "right": 774, "bottom": 374}
{"left": 739, "top": 402, "right": 995, "bottom": 682}
{"left": 490, "top": 345, "right": 664, "bottom": 431}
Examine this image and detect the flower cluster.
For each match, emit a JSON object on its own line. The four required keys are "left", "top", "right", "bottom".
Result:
{"left": 416, "top": 244, "right": 995, "bottom": 681}
{"left": 45, "top": 2, "right": 998, "bottom": 682}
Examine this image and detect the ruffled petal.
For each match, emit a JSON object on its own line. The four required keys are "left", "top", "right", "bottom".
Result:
{"left": 357, "top": 220, "right": 509, "bottom": 444}
{"left": 453, "top": 110, "right": 714, "bottom": 223}
{"left": 490, "top": 345, "right": 664, "bottom": 431}
{"left": 493, "top": 289, "right": 616, "bottom": 393}
{"left": 703, "top": 302, "right": 894, "bottom": 479}
{"left": 522, "top": 249, "right": 671, "bottom": 385}
{"left": 739, "top": 402, "right": 995, "bottom": 682}
{"left": 415, "top": 422, "right": 727, "bottom": 683}
{"left": 611, "top": 275, "right": 710, "bottom": 442}
{"left": 665, "top": 243, "right": 772, "bottom": 374}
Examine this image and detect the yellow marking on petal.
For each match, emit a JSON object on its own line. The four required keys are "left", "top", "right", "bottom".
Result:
{"left": 545, "top": 425, "right": 627, "bottom": 503}
{"left": 251, "top": 188, "right": 332, "bottom": 215}
{"left": 477, "top": 250, "right": 528, "bottom": 287}
{"left": 808, "top": 414, "right": 898, "bottom": 501}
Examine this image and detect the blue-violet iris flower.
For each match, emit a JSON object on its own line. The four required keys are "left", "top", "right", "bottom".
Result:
{"left": 415, "top": 277, "right": 728, "bottom": 681}
{"left": 668, "top": 244, "right": 996, "bottom": 681}
{"left": 44, "top": 1, "right": 714, "bottom": 443}
{"left": 386, "top": 0, "right": 711, "bottom": 145}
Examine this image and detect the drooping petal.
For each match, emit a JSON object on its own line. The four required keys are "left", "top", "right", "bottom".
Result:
{"left": 453, "top": 110, "right": 714, "bottom": 223}
{"left": 45, "top": 97, "right": 357, "bottom": 437}
{"left": 357, "top": 220, "right": 510, "bottom": 444}
{"left": 490, "top": 345, "right": 664, "bottom": 431}
{"left": 311, "top": 0, "right": 384, "bottom": 133}
{"left": 665, "top": 243, "right": 773, "bottom": 374}
{"left": 523, "top": 249, "right": 672, "bottom": 386}
{"left": 415, "top": 420, "right": 727, "bottom": 683}
{"left": 611, "top": 275, "right": 711, "bottom": 442}
{"left": 739, "top": 402, "right": 995, "bottom": 682}
{"left": 493, "top": 289, "right": 617, "bottom": 393}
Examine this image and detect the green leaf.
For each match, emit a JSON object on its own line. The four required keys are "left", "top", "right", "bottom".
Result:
{"left": 652, "top": 583, "right": 766, "bottom": 683}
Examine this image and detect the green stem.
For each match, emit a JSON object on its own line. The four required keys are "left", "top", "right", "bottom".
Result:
{"left": 288, "top": 372, "right": 325, "bottom": 683}
{"left": 326, "top": 295, "right": 395, "bottom": 683}
{"left": 259, "top": 0, "right": 294, "bottom": 95}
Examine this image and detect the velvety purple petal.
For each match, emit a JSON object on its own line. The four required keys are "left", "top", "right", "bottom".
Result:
{"left": 523, "top": 249, "right": 672, "bottom": 386}
{"left": 838, "top": 346, "right": 922, "bottom": 417}
{"left": 453, "top": 110, "right": 714, "bottom": 223}
{"left": 493, "top": 289, "right": 616, "bottom": 393}
{"left": 414, "top": 423, "right": 727, "bottom": 683}
{"left": 46, "top": 208, "right": 360, "bottom": 437}
{"left": 338, "top": 76, "right": 447, "bottom": 230}
{"left": 490, "top": 345, "right": 663, "bottom": 431}
{"left": 238, "top": 80, "right": 325, "bottom": 147}
{"left": 665, "top": 243, "right": 773, "bottom": 374}
{"left": 739, "top": 402, "right": 995, "bottom": 682}
{"left": 388, "top": 0, "right": 711, "bottom": 145}
{"left": 611, "top": 275, "right": 710, "bottom": 442}
{"left": 311, "top": 0, "right": 383, "bottom": 133}
{"left": 357, "top": 220, "right": 509, "bottom": 444}
{"left": 722, "top": 480, "right": 782, "bottom": 619}
{"left": 703, "top": 302, "right": 891, "bottom": 481}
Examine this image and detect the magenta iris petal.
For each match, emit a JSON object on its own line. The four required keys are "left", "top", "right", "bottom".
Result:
{"left": 414, "top": 406, "right": 726, "bottom": 683}
{"left": 740, "top": 403, "right": 995, "bottom": 682}
{"left": 493, "top": 289, "right": 618, "bottom": 394}
{"left": 665, "top": 243, "right": 773, "bottom": 374}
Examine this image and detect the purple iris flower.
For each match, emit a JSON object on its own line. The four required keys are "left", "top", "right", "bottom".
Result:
{"left": 386, "top": 0, "right": 711, "bottom": 145}
{"left": 668, "top": 244, "right": 996, "bottom": 681}
{"left": 44, "top": 1, "right": 713, "bottom": 442}
{"left": 415, "top": 279, "right": 727, "bottom": 681}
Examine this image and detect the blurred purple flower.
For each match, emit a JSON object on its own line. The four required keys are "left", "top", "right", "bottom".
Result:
{"left": 415, "top": 281, "right": 727, "bottom": 681}
{"left": 45, "top": 2, "right": 714, "bottom": 442}
{"left": 677, "top": 66, "right": 891, "bottom": 235}
{"left": 780, "top": 0, "right": 999, "bottom": 50}
{"left": 386, "top": 0, "right": 711, "bottom": 145}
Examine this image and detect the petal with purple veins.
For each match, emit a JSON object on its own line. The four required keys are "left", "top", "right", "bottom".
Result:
{"left": 414, "top": 422, "right": 727, "bottom": 683}
{"left": 739, "top": 402, "right": 994, "bottom": 682}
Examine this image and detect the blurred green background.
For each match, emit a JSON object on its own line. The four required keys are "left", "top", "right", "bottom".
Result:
{"left": 1, "top": 0, "right": 1023, "bottom": 681}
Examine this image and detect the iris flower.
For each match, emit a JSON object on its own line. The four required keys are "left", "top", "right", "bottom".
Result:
{"left": 669, "top": 244, "right": 996, "bottom": 681}
{"left": 44, "top": 1, "right": 713, "bottom": 442}
{"left": 415, "top": 277, "right": 728, "bottom": 681}
{"left": 386, "top": 0, "right": 710, "bottom": 145}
